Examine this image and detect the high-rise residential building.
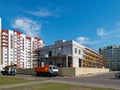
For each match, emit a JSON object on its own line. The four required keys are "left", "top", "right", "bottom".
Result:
{"left": 99, "top": 45, "right": 120, "bottom": 70}
{"left": 0, "top": 18, "right": 1, "bottom": 65}
{"left": 37, "top": 40, "right": 105, "bottom": 68}
{"left": 0, "top": 18, "right": 44, "bottom": 68}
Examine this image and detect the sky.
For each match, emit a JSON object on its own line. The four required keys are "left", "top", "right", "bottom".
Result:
{"left": 1, "top": 0, "right": 120, "bottom": 51}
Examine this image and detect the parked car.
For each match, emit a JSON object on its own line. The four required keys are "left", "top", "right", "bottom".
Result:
{"left": 115, "top": 72, "right": 120, "bottom": 79}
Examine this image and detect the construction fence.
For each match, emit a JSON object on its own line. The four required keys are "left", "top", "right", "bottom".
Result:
{"left": 16, "top": 67, "right": 109, "bottom": 77}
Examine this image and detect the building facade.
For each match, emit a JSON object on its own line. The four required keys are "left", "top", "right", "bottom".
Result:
{"left": 0, "top": 18, "right": 44, "bottom": 68}
{"left": 0, "top": 18, "right": 1, "bottom": 65}
{"left": 37, "top": 40, "right": 105, "bottom": 68}
{"left": 99, "top": 45, "right": 120, "bottom": 70}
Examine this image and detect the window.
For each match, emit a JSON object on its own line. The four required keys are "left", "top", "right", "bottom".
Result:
{"left": 5, "top": 57, "right": 8, "bottom": 59}
{"left": 75, "top": 48, "right": 77, "bottom": 53}
{"left": 49, "top": 51, "right": 52, "bottom": 57}
{"left": 79, "top": 49, "right": 81, "bottom": 54}
{"left": 79, "top": 59, "right": 81, "bottom": 67}
{"left": 49, "top": 67, "right": 52, "bottom": 69}
{"left": 57, "top": 53, "right": 61, "bottom": 56}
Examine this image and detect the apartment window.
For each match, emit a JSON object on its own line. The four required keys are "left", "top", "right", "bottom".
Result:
{"left": 79, "top": 49, "right": 81, "bottom": 54}
{"left": 5, "top": 57, "right": 7, "bottom": 59}
{"left": 5, "top": 54, "right": 8, "bottom": 56}
{"left": 75, "top": 48, "right": 77, "bottom": 53}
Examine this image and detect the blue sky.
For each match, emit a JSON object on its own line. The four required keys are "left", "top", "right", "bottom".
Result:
{"left": 1, "top": 0, "right": 120, "bottom": 51}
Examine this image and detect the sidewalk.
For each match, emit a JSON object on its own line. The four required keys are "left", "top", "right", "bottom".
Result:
{"left": 0, "top": 80, "right": 52, "bottom": 89}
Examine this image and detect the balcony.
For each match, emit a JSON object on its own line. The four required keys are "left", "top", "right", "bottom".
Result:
{"left": 1, "top": 45, "right": 8, "bottom": 47}
{"left": 2, "top": 38, "right": 8, "bottom": 41}
{"left": 2, "top": 33, "right": 8, "bottom": 36}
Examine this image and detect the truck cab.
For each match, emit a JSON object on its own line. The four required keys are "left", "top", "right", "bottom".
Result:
{"left": 48, "top": 65, "right": 58, "bottom": 76}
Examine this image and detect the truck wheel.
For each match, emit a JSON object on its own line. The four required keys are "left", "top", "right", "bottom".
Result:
{"left": 36, "top": 72, "right": 39, "bottom": 76}
{"left": 48, "top": 72, "right": 52, "bottom": 77}
{"left": 54, "top": 72, "right": 57, "bottom": 76}
{"left": 118, "top": 76, "right": 120, "bottom": 79}
{"left": 36, "top": 72, "right": 42, "bottom": 76}
{"left": 2, "top": 73, "right": 5, "bottom": 75}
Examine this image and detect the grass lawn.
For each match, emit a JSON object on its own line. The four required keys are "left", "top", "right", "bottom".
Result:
{"left": 0, "top": 82, "right": 115, "bottom": 90}
{"left": 0, "top": 76, "right": 115, "bottom": 90}
{"left": 0, "top": 76, "right": 36, "bottom": 85}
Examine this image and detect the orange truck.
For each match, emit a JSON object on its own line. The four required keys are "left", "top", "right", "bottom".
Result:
{"left": 35, "top": 65, "right": 58, "bottom": 76}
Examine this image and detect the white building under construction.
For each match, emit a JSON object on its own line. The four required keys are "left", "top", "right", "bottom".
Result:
{"left": 37, "top": 40, "right": 105, "bottom": 68}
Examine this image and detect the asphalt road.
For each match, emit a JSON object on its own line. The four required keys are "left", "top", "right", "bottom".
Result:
{"left": 52, "top": 72, "right": 120, "bottom": 90}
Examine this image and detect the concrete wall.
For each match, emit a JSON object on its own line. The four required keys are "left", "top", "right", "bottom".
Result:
{"left": 75, "top": 68, "right": 109, "bottom": 76}
{"left": 16, "top": 67, "right": 109, "bottom": 76}
{"left": 58, "top": 67, "right": 75, "bottom": 76}
{"left": 16, "top": 68, "right": 36, "bottom": 75}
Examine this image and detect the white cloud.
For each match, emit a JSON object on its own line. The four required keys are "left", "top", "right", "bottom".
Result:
{"left": 12, "top": 17, "right": 41, "bottom": 37}
{"left": 77, "top": 24, "right": 120, "bottom": 50}
{"left": 25, "top": 8, "right": 60, "bottom": 17}
{"left": 94, "top": 26, "right": 120, "bottom": 50}
{"left": 76, "top": 37, "right": 89, "bottom": 42}
{"left": 117, "top": 22, "right": 120, "bottom": 26}
{"left": 97, "top": 27, "right": 120, "bottom": 38}
{"left": 76, "top": 36, "right": 99, "bottom": 45}
{"left": 26, "top": 9, "right": 53, "bottom": 17}
{"left": 25, "top": 4, "right": 69, "bottom": 18}
{"left": 96, "top": 28, "right": 106, "bottom": 36}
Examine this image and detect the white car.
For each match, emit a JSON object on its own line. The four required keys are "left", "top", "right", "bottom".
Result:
{"left": 115, "top": 72, "right": 120, "bottom": 79}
